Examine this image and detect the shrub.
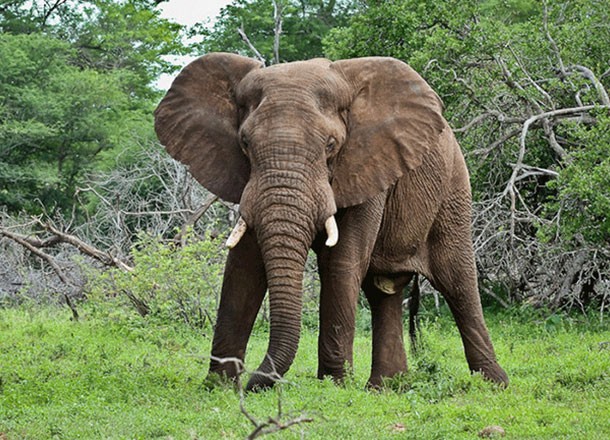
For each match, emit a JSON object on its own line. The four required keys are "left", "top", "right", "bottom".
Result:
{"left": 543, "top": 113, "right": 610, "bottom": 245}
{"left": 87, "top": 232, "right": 226, "bottom": 329}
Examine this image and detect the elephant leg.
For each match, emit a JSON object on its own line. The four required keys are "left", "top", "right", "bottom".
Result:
{"left": 316, "top": 256, "right": 361, "bottom": 381}
{"left": 208, "top": 229, "right": 267, "bottom": 380}
{"left": 315, "top": 194, "right": 385, "bottom": 382}
{"left": 427, "top": 191, "right": 509, "bottom": 386}
{"left": 362, "top": 273, "right": 413, "bottom": 388}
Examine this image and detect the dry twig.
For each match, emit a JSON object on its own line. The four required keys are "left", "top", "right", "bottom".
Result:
{"left": 208, "top": 355, "right": 314, "bottom": 439}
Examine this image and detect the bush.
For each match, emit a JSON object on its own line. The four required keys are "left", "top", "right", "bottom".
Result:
{"left": 87, "top": 232, "right": 226, "bottom": 329}
{"left": 544, "top": 113, "right": 610, "bottom": 245}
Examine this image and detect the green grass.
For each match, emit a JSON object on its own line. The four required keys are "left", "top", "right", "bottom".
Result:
{"left": 1, "top": 305, "right": 609, "bottom": 439}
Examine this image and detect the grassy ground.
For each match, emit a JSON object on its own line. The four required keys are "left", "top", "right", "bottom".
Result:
{"left": 0, "top": 304, "right": 609, "bottom": 439}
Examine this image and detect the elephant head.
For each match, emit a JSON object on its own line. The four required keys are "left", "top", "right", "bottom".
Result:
{"left": 154, "top": 53, "right": 445, "bottom": 389}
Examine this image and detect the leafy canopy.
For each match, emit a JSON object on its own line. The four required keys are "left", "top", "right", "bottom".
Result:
{"left": 0, "top": 0, "right": 188, "bottom": 214}
{"left": 194, "top": 0, "right": 357, "bottom": 64}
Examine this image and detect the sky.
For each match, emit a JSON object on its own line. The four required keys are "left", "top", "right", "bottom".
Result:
{"left": 156, "top": 0, "right": 233, "bottom": 89}
{"left": 158, "top": 0, "right": 232, "bottom": 27}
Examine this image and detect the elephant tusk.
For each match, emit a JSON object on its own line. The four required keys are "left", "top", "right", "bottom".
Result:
{"left": 226, "top": 217, "right": 248, "bottom": 249}
{"left": 324, "top": 216, "right": 339, "bottom": 247}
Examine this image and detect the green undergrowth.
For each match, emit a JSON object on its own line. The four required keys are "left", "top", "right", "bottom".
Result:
{"left": 0, "top": 305, "right": 609, "bottom": 439}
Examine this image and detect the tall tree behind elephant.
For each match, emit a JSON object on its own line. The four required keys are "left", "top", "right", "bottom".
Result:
{"left": 194, "top": 0, "right": 358, "bottom": 64}
{"left": 154, "top": 53, "right": 509, "bottom": 390}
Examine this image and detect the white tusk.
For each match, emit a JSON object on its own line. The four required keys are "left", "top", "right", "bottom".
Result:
{"left": 226, "top": 217, "right": 248, "bottom": 249}
{"left": 324, "top": 216, "right": 339, "bottom": 247}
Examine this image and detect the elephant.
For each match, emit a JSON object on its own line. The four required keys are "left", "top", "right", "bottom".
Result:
{"left": 154, "top": 52, "right": 509, "bottom": 391}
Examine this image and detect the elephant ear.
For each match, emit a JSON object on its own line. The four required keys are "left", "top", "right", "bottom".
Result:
{"left": 154, "top": 53, "right": 262, "bottom": 203}
{"left": 330, "top": 57, "right": 446, "bottom": 208}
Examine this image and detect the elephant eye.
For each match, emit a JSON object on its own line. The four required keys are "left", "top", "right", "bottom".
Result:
{"left": 240, "top": 133, "right": 249, "bottom": 149}
{"left": 326, "top": 136, "right": 336, "bottom": 153}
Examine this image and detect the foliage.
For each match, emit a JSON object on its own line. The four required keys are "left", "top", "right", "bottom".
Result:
{"left": 0, "top": 0, "right": 187, "bottom": 215}
{"left": 58, "top": 0, "right": 187, "bottom": 93}
{"left": 324, "top": 0, "right": 477, "bottom": 68}
{"left": 87, "top": 232, "right": 227, "bottom": 329}
{"left": 544, "top": 114, "right": 610, "bottom": 245}
{"left": 194, "top": 0, "right": 357, "bottom": 63}
{"left": 0, "top": 0, "right": 186, "bottom": 83}
{"left": 1, "top": 306, "right": 609, "bottom": 438}
{"left": 0, "top": 33, "right": 149, "bottom": 213}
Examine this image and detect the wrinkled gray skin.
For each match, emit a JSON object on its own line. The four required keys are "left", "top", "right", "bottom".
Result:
{"left": 154, "top": 53, "right": 509, "bottom": 391}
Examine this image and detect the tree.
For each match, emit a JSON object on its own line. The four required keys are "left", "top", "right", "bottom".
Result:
{"left": 0, "top": 0, "right": 188, "bottom": 214}
{"left": 0, "top": 32, "right": 148, "bottom": 213}
{"left": 194, "top": 0, "right": 357, "bottom": 64}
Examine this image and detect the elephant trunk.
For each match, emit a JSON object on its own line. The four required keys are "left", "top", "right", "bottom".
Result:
{"left": 246, "top": 233, "right": 308, "bottom": 390}
{"left": 244, "top": 179, "right": 327, "bottom": 390}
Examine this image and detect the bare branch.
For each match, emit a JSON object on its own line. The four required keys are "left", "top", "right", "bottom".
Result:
{"left": 1, "top": 225, "right": 82, "bottom": 319}
{"left": 517, "top": 164, "right": 559, "bottom": 179}
{"left": 247, "top": 414, "right": 314, "bottom": 440}
{"left": 495, "top": 55, "right": 541, "bottom": 113}
{"left": 506, "top": 104, "right": 610, "bottom": 196}
{"left": 1, "top": 218, "right": 133, "bottom": 283}
{"left": 207, "top": 355, "right": 314, "bottom": 439}
{"left": 425, "top": 59, "right": 487, "bottom": 107}
{"left": 543, "top": 1, "right": 566, "bottom": 76}
{"left": 272, "top": 0, "right": 284, "bottom": 65}
{"left": 238, "top": 25, "right": 266, "bottom": 65}
{"left": 454, "top": 112, "right": 494, "bottom": 133}
{"left": 470, "top": 128, "right": 522, "bottom": 159}
{"left": 39, "top": 220, "right": 134, "bottom": 272}
{"left": 481, "top": 285, "right": 510, "bottom": 309}
{"left": 518, "top": 105, "right": 609, "bottom": 158}
{"left": 507, "top": 44, "right": 554, "bottom": 109}
{"left": 40, "top": 0, "right": 67, "bottom": 28}
{"left": 174, "top": 194, "right": 218, "bottom": 245}
{"left": 567, "top": 65, "right": 610, "bottom": 106}
{"left": 0, "top": 229, "right": 72, "bottom": 285}
{"left": 542, "top": 118, "right": 567, "bottom": 160}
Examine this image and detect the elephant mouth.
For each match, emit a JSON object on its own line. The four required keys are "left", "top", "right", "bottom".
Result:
{"left": 226, "top": 215, "right": 339, "bottom": 249}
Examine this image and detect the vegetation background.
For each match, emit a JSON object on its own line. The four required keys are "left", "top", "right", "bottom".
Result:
{"left": 1, "top": 0, "right": 609, "bottom": 438}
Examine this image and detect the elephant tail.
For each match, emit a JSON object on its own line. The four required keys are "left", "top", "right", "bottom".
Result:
{"left": 408, "top": 273, "right": 420, "bottom": 354}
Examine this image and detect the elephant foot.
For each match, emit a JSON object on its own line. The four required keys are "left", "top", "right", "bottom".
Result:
{"left": 245, "top": 370, "right": 282, "bottom": 392}
{"left": 206, "top": 356, "right": 249, "bottom": 389}
{"left": 366, "top": 375, "right": 385, "bottom": 390}
{"left": 366, "top": 365, "right": 408, "bottom": 390}
{"left": 203, "top": 370, "right": 239, "bottom": 390}
{"left": 472, "top": 362, "right": 509, "bottom": 387}
{"left": 317, "top": 363, "right": 349, "bottom": 384}
{"left": 208, "top": 356, "right": 244, "bottom": 378}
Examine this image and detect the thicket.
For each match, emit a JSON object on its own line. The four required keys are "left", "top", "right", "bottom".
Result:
{"left": 1, "top": 0, "right": 608, "bottom": 323}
